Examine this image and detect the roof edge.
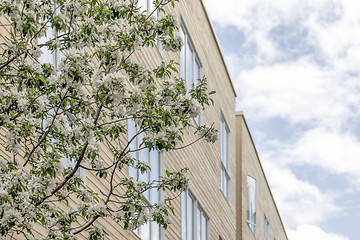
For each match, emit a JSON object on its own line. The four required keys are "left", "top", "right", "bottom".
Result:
{"left": 199, "top": 0, "right": 237, "bottom": 97}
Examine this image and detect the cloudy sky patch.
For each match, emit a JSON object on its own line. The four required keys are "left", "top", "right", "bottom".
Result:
{"left": 203, "top": 0, "right": 360, "bottom": 239}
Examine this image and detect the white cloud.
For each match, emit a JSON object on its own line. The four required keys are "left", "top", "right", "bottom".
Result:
{"left": 204, "top": 0, "right": 350, "bottom": 63}
{"left": 203, "top": 0, "right": 360, "bottom": 239}
{"left": 234, "top": 57, "right": 360, "bottom": 128}
{"left": 261, "top": 159, "right": 340, "bottom": 228}
{"left": 288, "top": 225, "right": 349, "bottom": 240}
{"left": 204, "top": 0, "right": 360, "bottom": 128}
{"left": 268, "top": 127, "right": 360, "bottom": 185}
{"left": 306, "top": 0, "right": 360, "bottom": 64}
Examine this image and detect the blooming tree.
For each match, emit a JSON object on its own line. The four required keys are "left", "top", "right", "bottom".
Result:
{"left": 0, "top": 0, "right": 217, "bottom": 239}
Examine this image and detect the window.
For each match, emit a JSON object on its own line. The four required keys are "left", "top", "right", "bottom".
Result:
{"left": 38, "top": 1, "right": 63, "bottom": 71}
{"left": 128, "top": 120, "right": 163, "bottom": 240}
{"left": 138, "top": 0, "right": 163, "bottom": 55}
{"left": 138, "top": 0, "right": 155, "bottom": 13}
{"left": 220, "top": 115, "right": 230, "bottom": 200}
{"left": 181, "top": 190, "right": 209, "bottom": 240}
{"left": 39, "top": 20, "right": 86, "bottom": 184}
{"left": 180, "top": 24, "right": 202, "bottom": 125}
{"left": 264, "top": 215, "right": 269, "bottom": 240}
{"left": 38, "top": 27, "right": 57, "bottom": 65}
{"left": 247, "top": 175, "right": 257, "bottom": 235}
{"left": 155, "top": 10, "right": 163, "bottom": 55}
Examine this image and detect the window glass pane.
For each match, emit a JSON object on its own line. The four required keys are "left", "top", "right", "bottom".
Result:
{"left": 156, "top": 35, "right": 163, "bottom": 55}
{"left": 151, "top": 221, "right": 159, "bottom": 240}
{"left": 227, "top": 175, "right": 230, "bottom": 198}
{"left": 224, "top": 174, "right": 228, "bottom": 197}
{"left": 220, "top": 119, "right": 223, "bottom": 162}
{"left": 195, "top": 115, "right": 200, "bottom": 126}
{"left": 181, "top": 191, "right": 186, "bottom": 240}
{"left": 79, "top": 161, "right": 86, "bottom": 184}
{"left": 194, "top": 60, "right": 200, "bottom": 86}
{"left": 128, "top": 118, "right": 163, "bottom": 239}
{"left": 180, "top": 27, "right": 186, "bottom": 80}
{"left": 201, "top": 214, "right": 206, "bottom": 240}
{"left": 148, "top": 0, "right": 155, "bottom": 13}
{"left": 187, "top": 195, "right": 193, "bottom": 240}
{"left": 56, "top": 48, "right": 64, "bottom": 72}
{"left": 139, "top": 133, "right": 150, "bottom": 200}
{"left": 38, "top": 26, "right": 56, "bottom": 65}
{"left": 223, "top": 124, "right": 228, "bottom": 168}
{"left": 247, "top": 175, "right": 257, "bottom": 231}
{"left": 151, "top": 150, "right": 160, "bottom": 204}
{"left": 138, "top": 0, "right": 147, "bottom": 10}
{"left": 194, "top": 59, "right": 201, "bottom": 125}
{"left": 197, "top": 208, "right": 201, "bottom": 240}
{"left": 139, "top": 222, "right": 150, "bottom": 240}
{"left": 186, "top": 42, "right": 193, "bottom": 90}
{"left": 181, "top": 191, "right": 209, "bottom": 240}
{"left": 250, "top": 223, "right": 256, "bottom": 234}
{"left": 220, "top": 116, "right": 230, "bottom": 200}
{"left": 128, "top": 120, "right": 138, "bottom": 179}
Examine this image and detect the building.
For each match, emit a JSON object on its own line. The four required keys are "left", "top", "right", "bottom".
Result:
{"left": 158, "top": 0, "right": 237, "bottom": 239}
{"left": 0, "top": 0, "right": 288, "bottom": 239}
{"left": 125, "top": 0, "right": 237, "bottom": 239}
{"left": 236, "top": 112, "right": 288, "bottom": 240}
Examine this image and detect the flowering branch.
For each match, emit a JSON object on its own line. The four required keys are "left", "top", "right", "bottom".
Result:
{"left": 0, "top": 0, "right": 217, "bottom": 238}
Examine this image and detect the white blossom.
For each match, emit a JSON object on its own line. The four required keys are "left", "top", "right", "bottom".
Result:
{"left": 0, "top": 0, "right": 215, "bottom": 237}
{"left": 189, "top": 99, "right": 202, "bottom": 117}
{"left": 86, "top": 204, "right": 107, "bottom": 217}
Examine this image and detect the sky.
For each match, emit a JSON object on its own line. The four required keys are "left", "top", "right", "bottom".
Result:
{"left": 202, "top": 0, "right": 360, "bottom": 240}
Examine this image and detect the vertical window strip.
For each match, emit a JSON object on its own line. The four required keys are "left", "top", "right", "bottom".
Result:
{"left": 197, "top": 208, "right": 201, "bottom": 240}
{"left": 180, "top": 22, "right": 203, "bottom": 125}
{"left": 187, "top": 194, "right": 193, "bottom": 240}
{"left": 138, "top": 0, "right": 163, "bottom": 55}
{"left": 137, "top": 0, "right": 148, "bottom": 10}
{"left": 128, "top": 119, "right": 138, "bottom": 179}
{"left": 138, "top": 0, "right": 160, "bottom": 55}
{"left": 247, "top": 175, "right": 257, "bottom": 235}
{"left": 201, "top": 212, "right": 207, "bottom": 240}
{"left": 156, "top": 10, "right": 163, "bottom": 56}
{"left": 38, "top": 11, "right": 86, "bottom": 183}
{"left": 148, "top": 0, "right": 155, "bottom": 13}
{"left": 181, "top": 190, "right": 209, "bottom": 240}
{"left": 194, "top": 58, "right": 201, "bottom": 125}
{"left": 186, "top": 41, "right": 194, "bottom": 91}
{"left": 38, "top": 26, "right": 56, "bottom": 65}
{"left": 180, "top": 26, "right": 186, "bottom": 80}
{"left": 220, "top": 116, "right": 230, "bottom": 200}
{"left": 128, "top": 120, "right": 162, "bottom": 240}
{"left": 181, "top": 191, "right": 187, "bottom": 240}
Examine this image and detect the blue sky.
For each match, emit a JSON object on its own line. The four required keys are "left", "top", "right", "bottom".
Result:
{"left": 203, "top": 0, "right": 360, "bottom": 239}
